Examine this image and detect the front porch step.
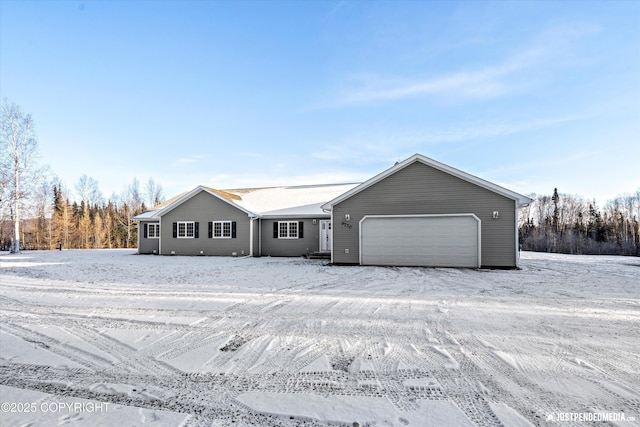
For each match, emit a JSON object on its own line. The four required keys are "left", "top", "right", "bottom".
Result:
{"left": 305, "top": 252, "right": 331, "bottom": 260}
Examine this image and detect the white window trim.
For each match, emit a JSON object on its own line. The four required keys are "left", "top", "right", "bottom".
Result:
{"left": 177, "top": 221, "right": 195, "bottom": 238}
{"left": 147, "top": 223, "right": 160, "bottom": 239}
{"left": 278, "top": 221, "right": 298, "bottom": 239}
{"left": 212, "top": 220, "right": 232, "bottom": 239}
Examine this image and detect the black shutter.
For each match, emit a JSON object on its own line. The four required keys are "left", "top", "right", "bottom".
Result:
{"left": 231, "top": 221, "right": 237, "bottom": 238}
{"left": 208, "top": 222, "right": 213, "bottom": 238}
{"left": 298, "top": 221, "right": 304, "bottom": 238}
{"left": 194, "top": 222, "right": 199, "bottom": 238}
{"left": 273, "top": 222, "right": 279, "bottom": 238}
{"left": 173, "top": 222, "right": 177, "bottom": 238}
{"left": 143, "top": 223, "right": 148, "bottom": 238}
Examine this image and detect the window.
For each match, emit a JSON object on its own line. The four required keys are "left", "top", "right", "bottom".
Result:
{"left": 212, "top": 221, "right": 231, "bottom": 238}
{"left": 147, "top": 223, "right": 160, "bottom": 239}
{"left": 177, "top": 221, "right": 195, "bottom": 238}
{"left": 208, "top": 221, "right": 236, "bottom": 238}
{"left": 276, "top": 221, "right": 303, "bottom": 239}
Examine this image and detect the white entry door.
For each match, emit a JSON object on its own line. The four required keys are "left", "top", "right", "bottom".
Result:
{"left": 319, "top": 220, "right": 332, "bottom": 252}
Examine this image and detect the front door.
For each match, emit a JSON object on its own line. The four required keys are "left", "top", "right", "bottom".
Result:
{"left": 319, "top": 220, "right": 332, "bottom": 252}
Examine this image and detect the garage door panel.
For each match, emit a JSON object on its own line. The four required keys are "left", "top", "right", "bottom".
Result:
{"left": 360, "top": 215, "right": 479, "bottom": 267}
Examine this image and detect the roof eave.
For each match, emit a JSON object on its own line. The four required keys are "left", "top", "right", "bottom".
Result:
{"left": 259, "top": 213, "right": 331, "bottom": 219}
{"left": 132, "top": 212, "right": 160, "bottom": 221}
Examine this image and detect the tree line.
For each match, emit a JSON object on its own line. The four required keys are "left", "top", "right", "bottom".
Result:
{"left": 2, "top": 176, "right": 165, "bottom": 252}
{"left": 0, "top": 99, "right": 164, "bottom": 251}
{"left": 2, "top": 99, "right": 639, "bottom": 256}
{"left": 519, "top": 188, "right": 640, "bottom": 256}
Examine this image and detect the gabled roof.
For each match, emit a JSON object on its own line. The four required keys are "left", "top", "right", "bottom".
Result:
{"left": 321, "top": 154, "right": 533, "bottom": 210}
{"left": 133, "top": 186, "right": 256, "bottom": 221}
{"left": 133, "top": 183, "right": 360, "bottom": 221}
{"left": 133, "top": 155, "right": 532, "bottom": 222}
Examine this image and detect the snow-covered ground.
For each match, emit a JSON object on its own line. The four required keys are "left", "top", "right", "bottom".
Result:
{"left": 1, "top": 250, "right": 638, "bottom": 426}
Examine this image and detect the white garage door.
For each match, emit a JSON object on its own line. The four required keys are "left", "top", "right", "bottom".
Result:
{"left": 360, "top": 214, "right": 480, "bottom": 267}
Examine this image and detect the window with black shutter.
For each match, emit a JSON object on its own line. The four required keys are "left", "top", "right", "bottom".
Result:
{"left": 175, "top": 221, "right": 195, "bottom": 238}
{"left": 210, "top": 221, "right": 234, "bottom": 238}
{"left": 276, "top": 221, "right": 302, "bottom": 238}
{"left": 145, "top": 223, "right": 160, "bottom": 239}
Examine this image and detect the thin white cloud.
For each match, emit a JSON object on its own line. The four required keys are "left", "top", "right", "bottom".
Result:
{"left": 342, "top": 68, "right": 510, "bottom": 104}
{"left": 326, "top": 23, "right": 600, "bottom": 106}
{"left": 174, "top": 156, "right": 202, "bottom": 166}
{"left": 412, "top": 115, "right": 587, "bottom": 144}
{"left": 312, "top": 114, "right": 587, "bottom": 162}
{"left": 207, "top": 171, "right": 366, "bottom": 190}
{"left": 322, "top": 0, "right": 353, "bottom": 23}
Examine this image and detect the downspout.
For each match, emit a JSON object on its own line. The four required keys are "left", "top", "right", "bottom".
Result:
{"left": 259, "top": 218, "right": 262, "bottom": 256}
{"left": 331, "top": 209, "right": 335, "bottom": 263}
{"left": 515, "top": 200, "right": 519, "bottom": 268}
{"left": 249, "top": 215, "right": 255, "bottom": 257}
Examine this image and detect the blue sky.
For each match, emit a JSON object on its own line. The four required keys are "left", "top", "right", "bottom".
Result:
{"left": 1, "top": 0, "right": 639, "bottom": 205}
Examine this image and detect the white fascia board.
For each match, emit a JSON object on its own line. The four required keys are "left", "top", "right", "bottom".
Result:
{"left": 132, "top": 212, "right": 159, "bottom": 221}
{"left": 413, "top": 155, "right": 533, "bottom": 206}
{"left": 321, "top": 154, "right": 533, "bottom": 209}
{"left": 260, "top": 214, "right": 330, "bottom": 219}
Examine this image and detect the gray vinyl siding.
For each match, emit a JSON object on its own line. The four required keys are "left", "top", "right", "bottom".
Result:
{"left": 161, "top": 191, "right": 251, "bottom": 256}
{"left": 260, "top": 219, "right": 322, "bottom": 257}
{"left": 332, "top": 161, "right": 517, "bottom": 267}
{"left": 138, "top": 221, "right": 160, "bottom": 254}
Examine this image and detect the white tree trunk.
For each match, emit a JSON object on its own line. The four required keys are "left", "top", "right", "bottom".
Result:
{"left": 13, "top": 167, "right": 19, "bottom": 253}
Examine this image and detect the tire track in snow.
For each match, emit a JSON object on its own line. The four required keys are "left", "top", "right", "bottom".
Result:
{"left": 0, "top": 323, "right": 110, "bottom": 370}
{"left": 3, "top": 252, "right": 639, "bottom": 426}
{"left": 69, "top": 326, "right": 181, "bottom": 377}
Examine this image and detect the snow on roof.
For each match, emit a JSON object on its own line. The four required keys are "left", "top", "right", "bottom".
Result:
{"left": 133, "top": 191, "right": 188, "bottom": 220}
{"left": 132, "top": 211, "right": 157, "bottom": 220}
{"left": 135, "top": 154, "right": 533, "bottom": 221}
{"left": 227, "top": 183, "right": 359, "bottom": 216}
{"left": 134, "top": 183, "right": 360, "bottom": 220}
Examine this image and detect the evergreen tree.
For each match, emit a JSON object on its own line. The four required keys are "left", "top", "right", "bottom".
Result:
{"left": 552, "top": 188, "right": 560, "bottom": 234}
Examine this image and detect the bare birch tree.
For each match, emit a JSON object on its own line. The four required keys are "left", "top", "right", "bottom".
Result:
{"left": 0, "top": 100, "right": 40, "bottom": 253}
{"left": 116, "top": 179, "right": 143, "bottom": 247}
{"left": 75, "top": 174, "right": 103, "bottom": 207}
{"left": 144, "top": 177, "right": 164, "bottom": 208}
